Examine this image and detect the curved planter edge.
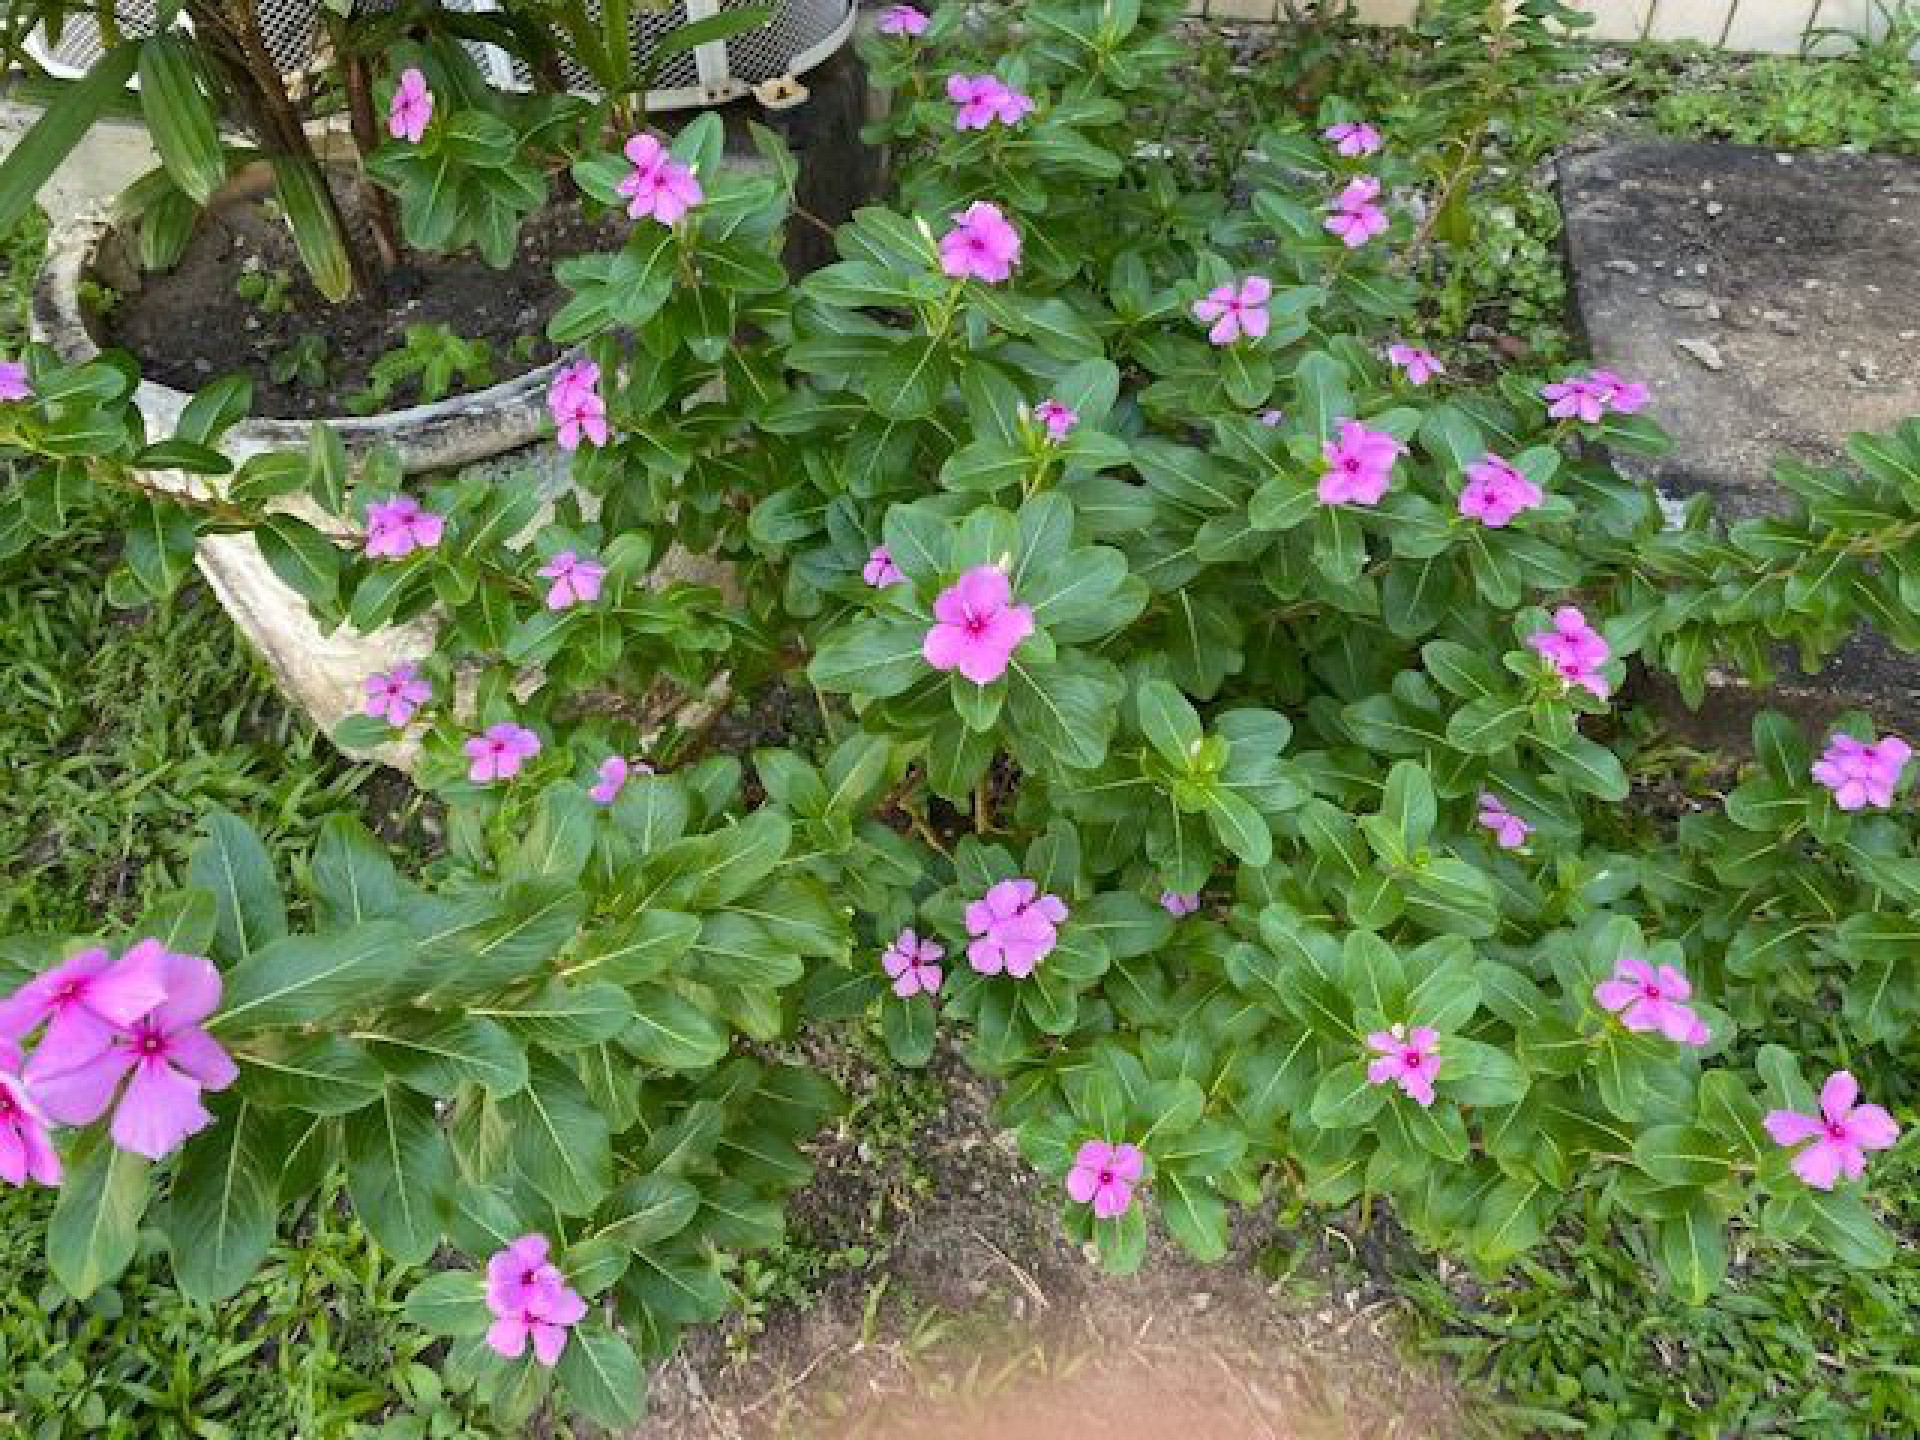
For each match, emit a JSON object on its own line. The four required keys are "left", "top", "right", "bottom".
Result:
{"left": 31, "top": 213, "right": 580, "bottom": 769}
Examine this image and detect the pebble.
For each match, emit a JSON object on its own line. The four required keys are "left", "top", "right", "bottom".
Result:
{"left": 1705, "top": 201, "right": 1725, "bottom": 217}
{"left": 1659, "top": 288, "right": 1711, "bottom": 309}
{"left": 1604, "top": 259, "right": 1640, "bottom": 275}
{"left": 1676, "top": 338, "right": 1725, "bottom": 371}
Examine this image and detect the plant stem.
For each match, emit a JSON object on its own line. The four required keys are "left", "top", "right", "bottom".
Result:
{"left": 337, "top": 41, "right": 403, "bottom": 273}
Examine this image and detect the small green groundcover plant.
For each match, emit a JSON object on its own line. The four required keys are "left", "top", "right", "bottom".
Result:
{"left": 0, "top": 0, "right": 1916, "bottom": 1427}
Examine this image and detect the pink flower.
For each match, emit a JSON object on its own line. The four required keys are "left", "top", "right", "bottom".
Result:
{"left": 1542, "top": 370, "right": 1647, "bottom": 423}
{"left": 863, "top": 546, "right": 907, "bottom": 588}
{"left": 1325, "top": 176, "right": 1389, "bottom": 248}
{"left": 923, "top": 565, "right": 1033, "bottom": 684}
{"left": 26, "top": 948, "right": 236, "bottom": 1161}
{"left": 548, "top": 360, "right": 608, "bottom": 451}
{"left": 538, "top": 550, "right": 606, "bottom": 610}
{"left": 1317, "top": 418, "right": 1402, "bottom": 506}
{"left": 388, "top": 67, "right": 432, "bottom": 144}
{"left": 1593, "top": 956, "right": 1710, "bottom": 1046}
{"left": 1528, "top": 606, "right": 1611, "bottom": 700}
{"left": 464, "top": 723, "right": 541, "bottom": 784}
{"left": 1032, "top": 398, "right": 1078, "bottom": 443}
{"left": 1386, "top": 343, "right": 1443, "bottom": 385}
{"left": 588, "top": 755, "right": 651, "bottom": 805}
{"left": 946, "top": 74, "right": 1033, "bottom": 130}
{"left": 617, "top": 133, "right": 703, "bottom": 226}
{"left": 1764, "top": 1071, "right": 1900, "bottom": 1191}
{"left": 1192, "top": 275, "right": 1272, "bottom": 347}
{"left": 1066, "top": 1140, "right": 1143, "bottom": 1219}
{"left": 1160, "top": 891, "right": 1201, "bottom": 917}
{"left": 0, "top": 943, "right": 167, "bottom": 1057}
{"left": 1476, "top": 793, "right": 1531, "bottom": 850}
{"left": 964, "top": 878, "right": 1067, "bottom": 978}
{"left": 1258, "top": 408, "right": 1285, "bottom": 427}
{"left": 877, "top": 4, "right": 929, "bottom": 36}
{"left": 1365, "top": 1024, "right": 1440, "bottom": 1107}
{"left": 1323, "top": 121, "right": 1383, "bottom": 157}
{"left": 363, "top": 663, "right": 431, "bottom": 728}
{"left": 484, "top": 1234, "right": 587, "bottom": 1367}
{"left": 0, "top": 358, "right": 30, "bottom": 402}
{"left": 938, "top": 202, "right": 1021, "bottom": 283}
{"left": 1458, "top": 454, "right": 1544, "bottom": 528}
{"left": 1812, "top": 733, "right": 1911, "bottom": 811}
{"left": 364, "top": 495, "right": 444, "bottom": 559}
{"left": 0, "top": 1041, "right": 60, "bottom": 1188}
{"left": 881, "top": 928, "right": 945, "bottom": 998}
{"left": 1590, "top": 369, "right": 1650, "bottom": 414}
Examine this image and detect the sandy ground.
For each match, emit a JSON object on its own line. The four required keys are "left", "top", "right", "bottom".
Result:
{"left": 630, "top": 1040, "right": 1465, "bottom": 1440}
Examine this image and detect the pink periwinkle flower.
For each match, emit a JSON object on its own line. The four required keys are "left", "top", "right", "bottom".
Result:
{"left": 1032, "top": 398, "right": 1078, "bottom": 443}
{"left": 0, "top": 1041, "right": 60, "bottom": 1188}
{"left": 464, "top": 723, "right": 542, "bottom": 784}
{"left": 1528, "top": 604, "right": 1610, "bottom": 690}
{"left": 1258, "top": 408, "right": 1285, "bottom": 427}
{"left": 1528, "top": 606, "right": 1611, "bottom": 700}
{"left": 1317, "top": 418, "right": 1402, "bottom": 507}
{"left": 1593, "top": 956, "right": 1709, "bottom": 1046}
{"left": 1066, "top": 1139, "right": 1143, "bottom": 1219}
{"left": 964, "top": 878, "right": 1067, "bottom": 978}
{"left": 877, "top": 4, "right": 929, "bottom": 36}
{"left": 1325, "top": 176, "right": 1389, "bottom": 248}
{"left": 1812, "top": 733, "right": 1911, "bottom": 812}
{"left": 364, "top": 495, "right": 445, "bottom": 559}
{"left": 617, "top": 133, "right": 703, "bottom": 226}
{"left": 938, "top": 202, "right": 1021, "bottom": 283}
{"left": 946, "top": 73, "right": 1033, "bottom": 130}
{"left": 25, "top": 947, "right": 236, "bottom": 1161}
{"left": 0, "top": 359, "right": 31, "bottom": 402}
{"left": 862, "top": 545, "right": 907, "bottom": 588}
{"left": 1459, "top": 454, "right": 1544, "bottom": 528}
{"left": 881, "top": 928, "right": 945, "bottom": 999}
{"left": 1476, "top": 793, "right": 1531, "bottom": 850}
{"left": 1192, "top": 275, "right": 1272, "bottom": 347}
{"left": 538, "top": 550, "right": 607, "bottom": 611}
{"left": 923, "top": 565, "right": 1034, "bottom": 685}
{"left": 388, "top": 67, "right": 432, "bottom": 144}
{"left": 1160, "top": 891, "right": 1201, "bottom": 917}
{"left": 1365, "top": 1023, "right": 1441, "bottom": 1107}
{"left": 0, "top": 943, "right": 167, "bottom": 1055}
{"left": 588, "top": 755, "right": 651, "bottom": 805}
{"left": 1764, "top": 1071, "right": 1901, "bottom": 1191}
{"left": 548, "top": 360, "right": 608, "bottom": 452}
{"left": 485, "top": 1234, "right": 587, "bottom": 1366}
{"left": 1324, "top": 120, "right": 1383, "bottom": 157}
{"left": 1386, "top": 343, "right": 1444, "bottom": 386}
{"left": 363, "top": 663, "right": 431, "bottom": 728}
{"left": 1590, "top": 369, "right": 1650, "bottom": 415}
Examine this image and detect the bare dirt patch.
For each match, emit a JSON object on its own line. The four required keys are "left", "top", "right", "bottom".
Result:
{"left": 630, "top": 1039, "right": 1465, "bottom": 1440}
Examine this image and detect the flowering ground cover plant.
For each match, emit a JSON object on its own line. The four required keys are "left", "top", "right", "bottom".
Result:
{"left": 1, "top": 0, "right": 1918, "bottom": 1426}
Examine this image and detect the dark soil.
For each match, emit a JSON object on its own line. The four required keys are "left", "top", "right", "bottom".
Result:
{"left": 100, "top": 193, "right": 624, "bottom": 420}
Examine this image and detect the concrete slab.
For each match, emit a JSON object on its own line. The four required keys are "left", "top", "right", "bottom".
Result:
{"left": 1560, "top": 138, "right": 1920, "bottom": 736}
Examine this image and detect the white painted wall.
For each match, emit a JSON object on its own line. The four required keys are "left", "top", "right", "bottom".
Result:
{"left": 1193, "top": 0, "right": 1909, "bottom": 54}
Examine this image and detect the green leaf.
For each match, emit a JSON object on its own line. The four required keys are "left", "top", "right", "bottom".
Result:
{"left": 310, "top": 817, "right": 403, "bottom": 926}
{"left": 258, "top": 514, "right": 342, "bottom": 608}
{"left": 343, "top": 1086, "right": 454, "bottom": 1265}
{"left": 1308, "top": 1060, "right": 1386, "bottom": 1128}
{"left": 1633, "top": 1123, "right": 1735, "bottom": 1187}
{"left": 189, "top": 809, "right": 287, "bottom": 963}
{"left": 165, "top": 1096, "right": 282, "bottom": 1302}
{"left": 365, "top": 1013, "right": 529, "bottom": 1097}
{"left": 137, "top": 37, "right": 226, "bottom": 204}
{"left": 0, "top": 42, "right": 141, "bottom": 233}
{"left": 235, "top": 1034, "right": 385, "bottom": 1115}
{"left": 48, "top": 1132, "right": 150, "bottom": 1300}
{"left": 215, "top": 920, "right": 412, "bottom": 1033}
{"left": 273, "top": 157, "right": 354, "bottom": 303}
{"left": 555, "top": 1326, "right": 649, "bottom": 1427}
{"left": 1657, "top": 1197, "right": 1728, "bottom": 1304}
{"left": 403, "top": 1270, "right": 492, "bottom": 1339}
{"left": 503, "top": 1055, "right": 613, "bottom": 1215}
{"left": 625, "top": 985, "right": 729, "bottom": 1068}
{"left": 1160, "top": 1172, "right": 1228, "bottom": 1262}
{"left": 808, "top": 619, "right": 928, "bottom": 698}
